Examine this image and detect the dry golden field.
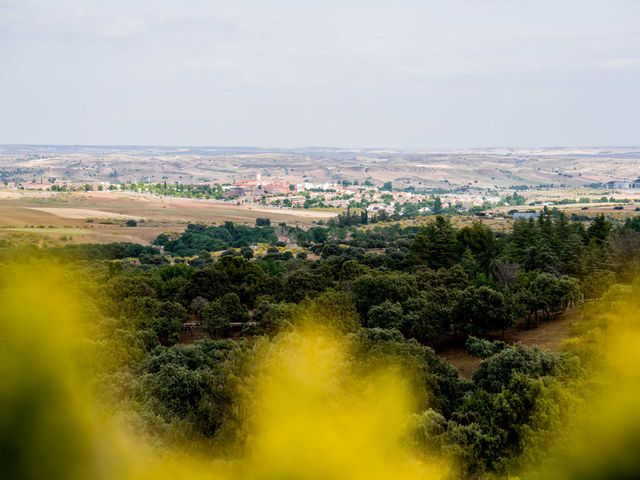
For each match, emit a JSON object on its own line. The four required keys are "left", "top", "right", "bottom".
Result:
{"left": 0, "top": 190, "right": 336, "bottom": 246}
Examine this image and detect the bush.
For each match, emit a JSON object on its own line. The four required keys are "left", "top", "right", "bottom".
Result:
{"left": 472, "top": 345, "right": 563, "bottom": 393}
{"left": 465, "top": 336, "right": 506, "bottom": 358}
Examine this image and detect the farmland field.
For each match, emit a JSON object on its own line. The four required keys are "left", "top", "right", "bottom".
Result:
{"left": 0, "top": 190, "right": 336, "bottom": 246}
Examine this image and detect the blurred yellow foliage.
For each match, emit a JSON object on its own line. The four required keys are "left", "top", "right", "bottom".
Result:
{"left": 0, "top": 263, "right": 448, "bottom": 480}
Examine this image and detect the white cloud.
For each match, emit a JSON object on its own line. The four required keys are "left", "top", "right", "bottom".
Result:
{"left": 599, "top": 57, "right": 640, "bottom": 70}
{"left": 0, "top": 0, "right": 639, "bottom": 147}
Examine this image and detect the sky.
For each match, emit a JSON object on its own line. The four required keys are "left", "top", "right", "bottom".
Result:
{"left": 0, "top": 0, "right": 639, "bottom": 148}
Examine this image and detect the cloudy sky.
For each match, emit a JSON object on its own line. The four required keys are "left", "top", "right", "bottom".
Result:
{"left": 0, "top": 0, "right": 639, "bottom": 148}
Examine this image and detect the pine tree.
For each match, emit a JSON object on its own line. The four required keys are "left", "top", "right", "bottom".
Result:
{"left": 411, "top": 216, "right": 461, "bottom": 269}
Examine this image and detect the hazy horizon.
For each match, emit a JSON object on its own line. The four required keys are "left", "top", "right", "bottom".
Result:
{"left": 1, "top": 0, "right": 639, "bottom": 148}
{"left": 2, "top": 143, "right": 640, "bottom": 151}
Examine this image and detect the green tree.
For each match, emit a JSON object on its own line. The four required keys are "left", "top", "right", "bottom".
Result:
{"left": 472, "top": 345, "right": 562, "bottom": 393}
{"left": 460, "top": 248, "right": 481, "bottom": 277}
{"left": 367, "top": 300, "right": 403, "bottom": 330}
{"left": 282, "top": 268, "right": 328, "bottom": 302}
{"left": 401, "top": 292, "right": 451, "bottom": 342}
{"left": 411, "top": 216, "right": 461, "bottom": 269}
{"left": 457, "top": 222, "right": 497, "bottom": 271}
{"left": 309, "top": 227, "right": 328, "bottom": 244}
{"left": 202, "top": 292, "right": 248, "bottom": 336}
{"left": 454, "top": 286, "right": 516, "bottom": 336}
{"left": 352, "top": 272, "right": 417, "bottom": 317}
{"left": 586, "top": 214, "right": 612, "bottom": 246}
{"left": 529, "top": 273, "right": 580, "bottom": 320}
{"left": 155, "top": 301, "right": 188, "bottom": 345}
{"left": 253, "top": 300, "right": 296, "bottom": 336}
{"left": 433, "top": 196, "right": 443, "bottom": 215}
{"left": 298, "top": 290, "right": 361, "bottom": 333}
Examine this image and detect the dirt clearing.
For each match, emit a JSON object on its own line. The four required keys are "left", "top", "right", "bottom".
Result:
{"left": 438, "top": 308, "right": 583, "bottom": 379}
{"left": 28, "top": 207, "right": 139, "bottom": 220}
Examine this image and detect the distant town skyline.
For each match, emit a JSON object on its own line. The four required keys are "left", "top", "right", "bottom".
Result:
{"left": 1, "top": 0, "right": 639, "bottom": 148}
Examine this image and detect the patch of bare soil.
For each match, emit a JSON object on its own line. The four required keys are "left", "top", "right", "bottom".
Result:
{"left": 27, "top": 207, "right": 139, "bottom": 220}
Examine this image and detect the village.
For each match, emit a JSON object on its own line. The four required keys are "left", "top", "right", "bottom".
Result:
{"left": 7, "top": 169, "right": 640, "bottom": 222}
{"left": 226, "top": 172, "right": 505, "bottom": 214}
{"left": 3, "top": 170, "right": 509, "bottom": 216}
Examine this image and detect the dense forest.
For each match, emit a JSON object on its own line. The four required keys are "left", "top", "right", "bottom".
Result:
{"left": 3, "top": 210, "right": 640, "bottom": 478}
